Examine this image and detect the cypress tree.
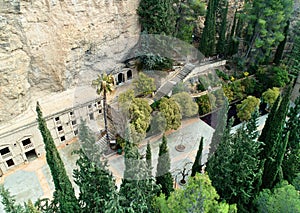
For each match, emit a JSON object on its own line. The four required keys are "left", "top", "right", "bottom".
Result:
{"left": 73, "top": 120, "right": 116, "bottom": 212}
{"left": 191, "top": 137, "right": 204, "bottom": 177}
{"left": 146, "top": 141, "right": 152, "bottom": 177}
{"left": 156, "top": 134, "right": 174, "bottom": 197}
{"left": 245, "top": 108, "right": 260, "bottom": 140}
{"left": 206, "top": 117, "right": 262, "bottom": 211}
{"left": 282, "top": 96, "right": 300, "bottom": 183}
{"left": 199, "top": 0, "right": 218, "bottom": 56}
{"left": 216, "top": 1, "right": 228, "bottom": 55}
{"left": 260, "top": 85, "right": 292, "bottom": 189}
{"left": 274, "top": 20, "right": 290, "bottom": 65}
{"left": 208, "top": 100, "right": 228, "bottom": 159}
{"left": 119, "top": 127, "right": 159, "bottom": 212}
{"left": 36, "top": 102, "right": 79, "bottom": 213}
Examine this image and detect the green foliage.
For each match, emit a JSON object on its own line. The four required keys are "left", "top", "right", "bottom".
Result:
{"left": 156, "top": 135, "right": 174, "bottom": 198}
{"left": 133, "top": 72, "right": 156, "bottom": 96}
{"left": 208, "top": 100, "right": 228, "bottom": 158}
{"left": 237, "top": 96, "right": 260, "bottom": 121}
{"left": 120, "top": 127, "right": 159, "bottom": 212}
{"left": 36, "top": 103, "right": 79, "bottom": 213}
{"left": 191, "top": 137, "right": 204, "bottom": 177}
{"left": 195, "top": 94, "right": 216, "bottom": 115}
{"left": 128, "top": 98, "right": 152, "bottom": 142}
{"left": 199, "top": 0, "right": 218, "bottom": 56}
{"left": 254, "top": 181, "right": 300, "bottom": 213}
{"left": 174, "top": 0, "right": 206, "bottom": 43}
{"left": 288, "top": 19, "right": 300, "bottom": 77}
{"left": 240, "top": 77, "right": 258, "bottom": 95}
{"left": 0, "top": 185, "right": 26, "bottom": 213}
{"left": 244, "top": 0, "right": 293, "bottom": 63}
{"left": 118, "top": 89, "right": 135, "bottom": 110}
{"left": 216, "top": 1, "right": 228, "bottom": 55}
{"left": 206, "top": 116, "right": 263, "bottom": 211}
{"left": 171, "top": 92, "right": 198, "bottom": 118}
{"left": 159, "top": 97, "right": 182, "bottom": 131}
{"left": 73, "top": 120, "right": 116, "bottom": 213}
{"left": 216, "top": 69, "right": 230, "bottom": 81}
{"left": 155, "top": 173, "right": 237, "bottom": 213}
{"left": 282, "top": 96, "right": 300, "bottom": 183}
{"left": 259, "top": 85, "right": 292, "bottom": 189}
{"left": 262, "top": 87, "right": 280, "bottom": 109}
{"left": 137, "top": 0, "right": 177, "bottom": 35}
{"left": 148, "top": 111, "right": 166, "bottom": 136}
{"left": 139, "top": 54, "right": 174, "bottom": 70}
{"left": 257, "top": 65, "right": 290, "bottom": 89}
{"left": 172, "top": 82, "right": 189, "bottom": 95}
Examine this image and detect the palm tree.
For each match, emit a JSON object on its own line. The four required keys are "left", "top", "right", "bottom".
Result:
{"left": 92, "top": 73, "right": 114, "bottom": 143}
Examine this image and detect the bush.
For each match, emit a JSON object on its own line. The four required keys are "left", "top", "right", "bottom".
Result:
{"left": 257, "top": 65, "right": 290, "bottom": 89}
{"left": 216, "top": 69, "right": 230, "bottom": 81}
{"left": 196, "top": 94, "right": 216, "bottom": 115}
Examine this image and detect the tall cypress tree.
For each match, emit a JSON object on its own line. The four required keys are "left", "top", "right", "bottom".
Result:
{"left": 146, "top": 141, "right": 152, "bottom": 177}
{"left": 260, "top": 85, "right": 293, "bottom": 189}
{"left": 208, "top": 100, "right": 228, "bottom": 159}
{"left": 73, "top": 120, "right": 116, "bottom": 212}
{"left": 36, "top": 102, "right": 79, "bottom": 213}
{"left": 119, "top": 127, "right": 159, "bottom": 212}
{"left": 156, "top": 134, "right": 174, "bottom": 197}
{"left": 199, "top": 0, "right": 219, "bottom": 56}
{"left": 191, "top": 137, "right": 204, "bottom": 177}
{"left": 216, "top": 1, "right": 228, "bottom": 55}
{"left": 274, "top": 20, "right": 290, "bottom": 65}
{"left": 282, "top": 96, "right": 300, "bottom": 183}
{"left": 206, "top": 117, "right": 262, "bottom": 211}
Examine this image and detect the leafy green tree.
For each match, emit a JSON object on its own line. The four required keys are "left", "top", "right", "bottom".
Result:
{"left": 36, "top": 102, "right": 79, "bottom": 213}
{"left": 199, "top": 0, "right": 218, "bottom": 56}
{"left": 156, "top": 134, "right": 174, "bottom": 198}
{"left": 257, "top": 65, "right": 290, "bottom": 89}
{"left": 118, "top": 89, "right": 135, "bottom": 110}
{"left": 191, "top": 137, "right": 204, "bottom": 177}
{"left": 133, "top": 73, "right": 156, "bottom": 96}
{"left": 155, "top": 173, "right": 237, "bottom": 213}
{"left": 282, "top": 96, "right": 300, "bottom": 183}
{"left": 174, "top": 0, "right": 206, "bottom": 43}
{"left": 171, "top": 92, "right": 198, "bottom": 118}
{"left": 244, "top": 0, "right": 293, "bottom": 64}
{"left": 206, "top": 117, "right": 262, "bottom": 211}
{"left": 172, "top": 82, "right": 189, "bottom": 95}
{"left": 237, "top": 96, "right": 260, "bottom": 121}
{"left": 73, "top": 120, "right": 116, "bottom": 213}
{"left": 129, "top": 98, "right": 152, "bottom": 143}
{"left": 262, "top": 87, "right": 280, "bottom": 110}
{"left": 148, "top": 111, "right": 167, "bottom": 136}
{"left": 208, "top": 100, "right": 228, "bottom": 158}
{"left": 0, "top": 185, "right": 26, "bottom": 213}
{"left": 159, "top": 97, "right": 182, "bottom": 131}
{"left": 92, "top": 73, "right": 114, "bottom": 142}
{"left": 254, "top": 181, "right": 300, "bottom": 213}
{"left": 137, "top": 0, "right": 177, "bottom": 35}
{"left": 195, "top": 93, "right": 216, "bottom": 115}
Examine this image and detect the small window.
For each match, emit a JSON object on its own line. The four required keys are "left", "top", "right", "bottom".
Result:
{"left": 88, "top": 104, "right": 92, "bottom": 108}
{"left": 57, "top": 126, "right": 63, "bottom": 131}
{"left": 6, "top": 159, "right": 15, "bottom": 167}
{"left": 97, "top": 101, "right": 101, "bottom": 105}
{"left": 74, "top": 130, "right": 78, "bottom": 136}
{"left": 98, "top": 109, "right": 102, "bottom": 114}
{"left": 22, "top": 138, "right": 31, "bottom": 146}
{"left": 89, "top": 113, "right": 94, "bottom": 120}
{"left": 60, "top": 136, "right": 65, "bottom": 142}
{"left": 55, "top": 117, "right": 60, "bottom": 121}
{"left": 0, "top": 147, "right": 10, "bottom": 156}
{"left": 69, "top": 111, "right": 74, "bottom": 115}
{"left": 71, "top": 120, "right": 77, "bottom": 125}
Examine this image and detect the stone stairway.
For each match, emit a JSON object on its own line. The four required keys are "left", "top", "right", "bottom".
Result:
{"left": 96, "top": 131, "right": 115, "bottom": 153}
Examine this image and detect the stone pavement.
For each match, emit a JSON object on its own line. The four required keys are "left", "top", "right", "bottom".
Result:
{"left": 107, "top": 117, "right": 215, "bottom": 187}
{"left": 0, "top": 114, "right": 268, "bottom": 211}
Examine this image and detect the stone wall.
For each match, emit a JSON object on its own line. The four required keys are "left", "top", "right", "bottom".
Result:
{"left": 0, "top": 0, "right": 140, "bottom": 122}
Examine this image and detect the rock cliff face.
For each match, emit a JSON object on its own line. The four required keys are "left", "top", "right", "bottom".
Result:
{"left": 0, "top": 0, "right": 140, "bottom": 122}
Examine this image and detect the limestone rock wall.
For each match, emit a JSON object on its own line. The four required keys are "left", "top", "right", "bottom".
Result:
{"left": 0, "top": 0, "right": 140, "bottom": 122}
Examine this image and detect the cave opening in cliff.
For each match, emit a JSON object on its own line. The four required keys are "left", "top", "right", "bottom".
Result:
{"left": 127, "top": 70, "right": 132, "bottom": 80}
